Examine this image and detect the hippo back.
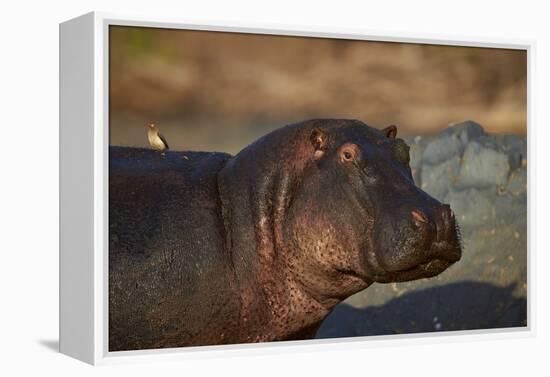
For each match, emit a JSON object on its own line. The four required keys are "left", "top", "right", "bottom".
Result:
{"left": 109, "top": 147, "right": 239, "bottom": 350}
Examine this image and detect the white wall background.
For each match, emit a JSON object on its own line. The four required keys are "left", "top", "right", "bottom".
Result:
{"left": 1, "top": 0, "right": 548, "bottom": 375}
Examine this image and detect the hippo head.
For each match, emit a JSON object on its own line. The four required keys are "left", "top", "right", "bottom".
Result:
{"left": 218, "top": 119, "right": 462, "bottom": 305}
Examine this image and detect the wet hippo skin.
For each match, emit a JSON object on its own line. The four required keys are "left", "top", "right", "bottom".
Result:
{"left": 109, "top": 119, "right": 462, "bottom": 351}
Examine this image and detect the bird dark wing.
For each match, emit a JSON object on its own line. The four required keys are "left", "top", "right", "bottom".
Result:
{"left": 158, "top": 133, "right": 169, "bottom": 150}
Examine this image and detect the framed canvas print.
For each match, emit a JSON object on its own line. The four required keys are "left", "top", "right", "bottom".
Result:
{"left": 59, "top": 12, "right": 531, "bottom": 365}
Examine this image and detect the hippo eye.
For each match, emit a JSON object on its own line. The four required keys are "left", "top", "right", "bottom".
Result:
{"left": 339, "top": 143, "right": 360, "bottom": 164}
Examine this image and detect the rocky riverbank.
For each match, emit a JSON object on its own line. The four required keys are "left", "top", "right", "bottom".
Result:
{"left": 317, "top": 121, "right": 527, "bottom": 338}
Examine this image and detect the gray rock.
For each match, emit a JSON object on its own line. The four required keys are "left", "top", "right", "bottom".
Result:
{"left": 422, "top": 133, "right": 464, "bottom": 165}
{"left": 494, "top": 192, "right": 527, "bottom": 227}
{"left": 456, "top": 141, "right": 510, "bottom": 189}
{"left": 442, "top": 120, "right": 485, "bottom": 144}
{"left": 445, "top": 188, "right": 495, "bottom": 228}
{"left": 485, "top": 134, "right": 527, "bottom": 171}
{"left": 506, "top": 168, "right": 527, "bottom": 195}
{"left": 408, "top": 140, "right": 426, "bottom": 171}
{"left": 421, "top": 121, "right": 485, "bottom": 166}
{"left": 420, "top": 156, "right": 461, "bottom": 201}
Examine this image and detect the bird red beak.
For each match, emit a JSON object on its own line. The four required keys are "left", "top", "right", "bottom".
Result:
{"left": 147, "top": 123, "right": 155, "bottom": 129}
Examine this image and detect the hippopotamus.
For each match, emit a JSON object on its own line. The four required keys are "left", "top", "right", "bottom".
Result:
{"left": 109, "top": 119, "right": 462, "bottom": 351}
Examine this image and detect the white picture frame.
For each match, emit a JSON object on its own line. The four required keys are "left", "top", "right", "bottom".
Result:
{"left": 59, "top": 11, "right": 534, "bottom": 365}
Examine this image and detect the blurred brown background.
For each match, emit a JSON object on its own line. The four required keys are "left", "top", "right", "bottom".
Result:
{"left": 109, "top": 26, "right": 527, "bottom": 154}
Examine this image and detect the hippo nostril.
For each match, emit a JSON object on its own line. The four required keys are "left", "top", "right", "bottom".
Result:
{"left": 434, "top": 204, "right": 458, "bottom": 242}
{"left": 411, "top": 208, "right": 428, "bottom": 226}
{"left": 439, "top": 204, "right": 455, "bottom": 225}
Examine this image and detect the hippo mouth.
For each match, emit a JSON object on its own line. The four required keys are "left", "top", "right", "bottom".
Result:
{"left": 365, "top": 238, "right": 462, "bottom": 284}
{"left": 336, "top": 242, "right": 460, "bottom": 284}
{"left": 365, "top": 203, "right": 463, "bottom": 284}
{"left": 364, "top": 237, "right": 462, "bottom": 283}
{"left": 365, "top": 258, "right": 453, "bottom": 283}
{"left": 387, "top": 258, "right": 454, "bottom": 282}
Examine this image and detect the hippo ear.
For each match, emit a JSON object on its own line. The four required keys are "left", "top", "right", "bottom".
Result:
{"left": 310, "top": 128, "right": 328, "bottom": 159}
{"left": 382, "top": 125, "right": 398, "bottom": 139}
